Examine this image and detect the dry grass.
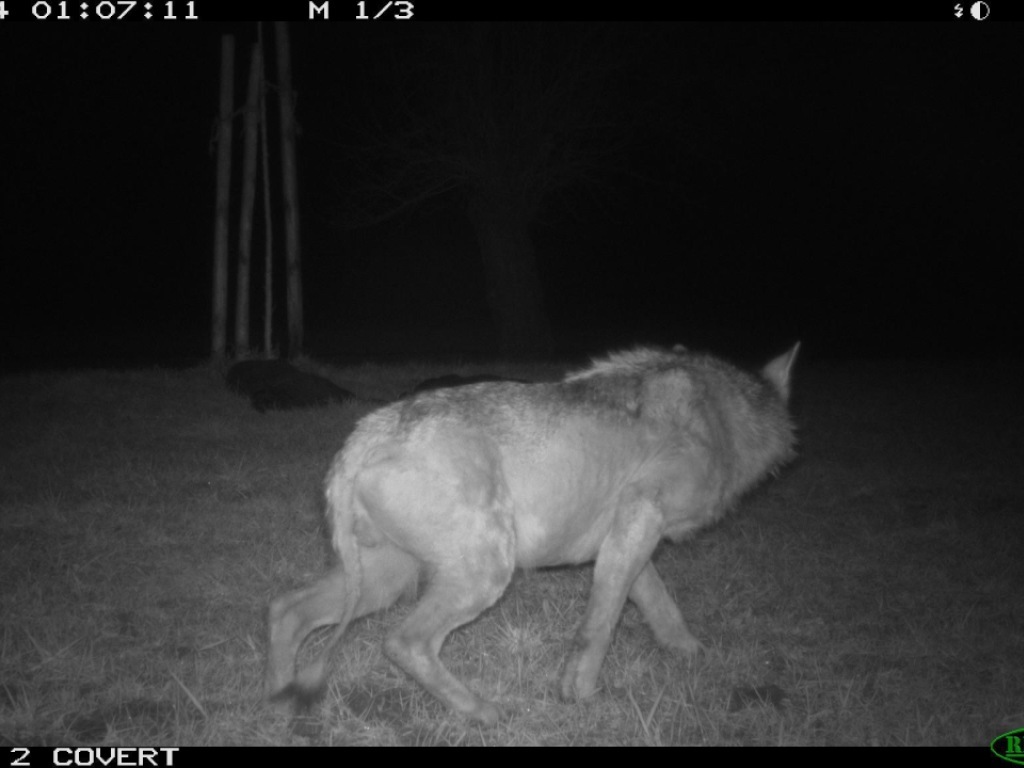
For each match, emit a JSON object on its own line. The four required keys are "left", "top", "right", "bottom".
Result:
{"left": 0, "top": 357, "right": 1021, "bottom": 746}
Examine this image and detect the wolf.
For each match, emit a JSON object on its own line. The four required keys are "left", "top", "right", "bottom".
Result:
{"left": 266, "top": 343, "right": 799, "bottom": 725}
{"left": 403, "top": 373, "right": 529, "bottom": 398}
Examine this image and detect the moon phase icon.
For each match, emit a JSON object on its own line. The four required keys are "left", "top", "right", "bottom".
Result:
{"left": 970, "top": 1, "right": 990, "bottom": 20}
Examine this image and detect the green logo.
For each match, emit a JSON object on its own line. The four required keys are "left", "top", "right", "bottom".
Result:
{"left": 992, "top": 729, "right": 1024, "bottom": 765}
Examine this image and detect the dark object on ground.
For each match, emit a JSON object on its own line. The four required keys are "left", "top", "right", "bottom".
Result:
{"left": 226, "top": 360, "right": 356, "bottom": 413}
{"left": 405, "top": 373, "right": 527, "bottom": 398}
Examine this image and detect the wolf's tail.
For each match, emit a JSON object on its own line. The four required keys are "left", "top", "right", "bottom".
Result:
{"left": 288, "top": 459, "right": 364, "bottom": 700}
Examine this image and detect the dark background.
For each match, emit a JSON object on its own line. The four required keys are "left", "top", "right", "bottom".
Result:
{"left": 1, "top": 22, "right": 1020, "bottom": 372}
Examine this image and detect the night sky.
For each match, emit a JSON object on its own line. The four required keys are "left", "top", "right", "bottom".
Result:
{"left": 1, "top": 22, "right": 1021, "bottom": 372}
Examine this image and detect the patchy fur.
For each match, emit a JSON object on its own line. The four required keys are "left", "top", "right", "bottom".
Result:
{"left": 267, "top": 343, "right": 799, "bottom": 724}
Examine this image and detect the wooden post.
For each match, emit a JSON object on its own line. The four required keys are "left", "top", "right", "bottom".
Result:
{"left": 211, "top": 34, "right": 234, "bottom": 360}
{"left": 234, "top": 41, "right": 262, "bottom": 358}
{"left": 275, "top": 21, "right": 303, "bottom": 358}
{"left": 259, "top": 24, "right": 274, "bottom": 356}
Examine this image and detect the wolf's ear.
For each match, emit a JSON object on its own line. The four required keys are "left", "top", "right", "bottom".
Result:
{"left": 762, "top": 342, "right": 800, "bottom": 402}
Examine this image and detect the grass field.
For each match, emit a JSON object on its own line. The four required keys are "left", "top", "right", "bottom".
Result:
{"left": 0, "top": 355, "right": 1021, "bottom": 746}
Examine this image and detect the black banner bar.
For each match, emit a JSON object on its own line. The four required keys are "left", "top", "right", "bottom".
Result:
{"left": 2, "top": 0, "right": 1017, "bottom": 22}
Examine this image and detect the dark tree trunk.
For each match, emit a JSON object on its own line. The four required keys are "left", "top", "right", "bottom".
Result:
{"left": 468, "top": 188, "right": 553, "bottom": 358}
